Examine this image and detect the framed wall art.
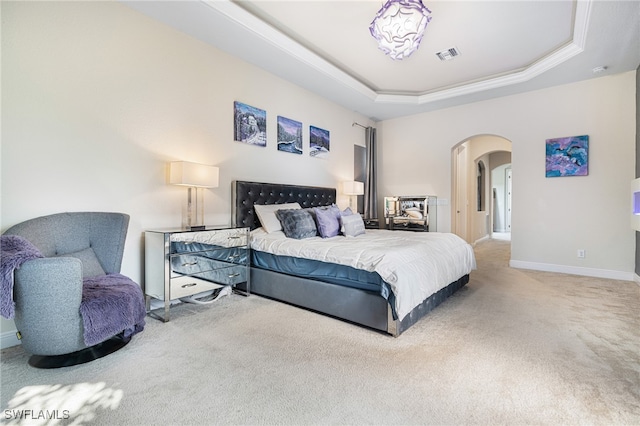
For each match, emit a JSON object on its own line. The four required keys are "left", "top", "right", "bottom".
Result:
{"left": 277, "top": 116, "right": 303, "bottom": 154}
{"left": 545, "top": 135, "right": 589, "bottom": 177}
{"left": 309, "top": 125, "right": 330, "bottom": 159}
{"left": 234, "top": 101, "right": 267, "bottom": 147}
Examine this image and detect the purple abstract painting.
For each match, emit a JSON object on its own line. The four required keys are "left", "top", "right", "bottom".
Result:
{"left": 545, "top": 135, "right": 589, "bottom": 177}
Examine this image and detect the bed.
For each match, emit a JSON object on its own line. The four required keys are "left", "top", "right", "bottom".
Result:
{"left": 233, "top": 180, "right": 476, "bottom": 336}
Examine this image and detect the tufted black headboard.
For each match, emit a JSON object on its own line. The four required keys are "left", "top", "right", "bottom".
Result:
{"left": 233, "top": 181, "right": 337, "bottom": 230}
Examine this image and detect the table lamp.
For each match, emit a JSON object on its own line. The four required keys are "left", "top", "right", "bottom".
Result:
{"left": 169, "top": 161, "right": 219, "bottom": 230}
{"left": 343, "top": 181, "right": 364, "bottom": 213}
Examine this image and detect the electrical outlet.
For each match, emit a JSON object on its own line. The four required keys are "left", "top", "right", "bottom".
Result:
{"left": 577, "top": 249, "right": 585, "bottom": 258}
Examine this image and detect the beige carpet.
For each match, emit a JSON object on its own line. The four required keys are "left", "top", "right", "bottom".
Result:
{"left": 1, "top": 239, "right": 639, "bottom": 425}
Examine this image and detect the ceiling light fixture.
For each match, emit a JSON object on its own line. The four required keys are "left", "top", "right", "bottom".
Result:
{"left": 369, "top": 0, "right": 432, "bottom": 60}
{"left": 592, "top": 65, "right": 607, "bottom": 74}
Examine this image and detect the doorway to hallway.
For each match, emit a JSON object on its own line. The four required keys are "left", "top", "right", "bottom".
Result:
{"left": 452, "top": 135, "right": 512, "bottom": 245}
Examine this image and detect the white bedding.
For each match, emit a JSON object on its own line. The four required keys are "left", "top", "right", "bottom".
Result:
{"left": 250, "top": 228, "right": 476, "bottom": 320}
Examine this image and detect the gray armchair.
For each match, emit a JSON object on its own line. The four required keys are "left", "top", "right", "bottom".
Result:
{"left": 2, "top": 212, "right": 145, "bottom": 368}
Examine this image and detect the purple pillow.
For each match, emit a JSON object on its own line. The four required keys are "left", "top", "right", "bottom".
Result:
{"left": 315, "top": 205, "right": 341, "bottom": 238}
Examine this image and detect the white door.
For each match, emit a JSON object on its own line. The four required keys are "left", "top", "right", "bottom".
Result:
{"left": 455, "top": 145, "right": 468, "bottom": 241}
{"left": 506, "top": 168, "right": 512, "bottom": 232}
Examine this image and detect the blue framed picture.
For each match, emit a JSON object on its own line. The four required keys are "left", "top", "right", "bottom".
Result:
{"left": 277, "top": 116, "right": 303, "bottom": 154}
{"left": 545, "top": 135, "right": 589, "bottom": 177}
{"left": 234, "top": 101, "right": 267, "bottom": 147}
{"left": 309, "top": 125, "right": 329, "bottom": 159}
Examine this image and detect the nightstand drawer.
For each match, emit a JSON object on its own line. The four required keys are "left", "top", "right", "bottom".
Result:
{"left": 171, "top": 261, "right": 247, "bottom": 285}
{"left": 170, "top": 276, "right": 221, "bottom": 300}
{"left": 170, "top": 229, "right": 248, "bottom": 253}
{"left": 171, "top": 249, "right": 248, "bottom": 270}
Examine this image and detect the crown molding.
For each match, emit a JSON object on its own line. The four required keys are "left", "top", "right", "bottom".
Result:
{"left": 203, "top": 0, "right": 592, "bottom": 106}
{"left": 202, "top": 0, "right": 379, "bottom": 101}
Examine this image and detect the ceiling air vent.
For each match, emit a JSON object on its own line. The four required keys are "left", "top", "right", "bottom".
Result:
{"left": 436, "top": 47, "right": 461, "bottom": 61}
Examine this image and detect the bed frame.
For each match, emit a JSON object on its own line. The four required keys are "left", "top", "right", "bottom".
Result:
{"left": 233, "top": 180, "right": 469, "bottom": 336}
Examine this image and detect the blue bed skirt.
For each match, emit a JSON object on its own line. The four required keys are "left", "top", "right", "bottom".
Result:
{"left": 251, "top": 250, "right": 399, "bottom": 319}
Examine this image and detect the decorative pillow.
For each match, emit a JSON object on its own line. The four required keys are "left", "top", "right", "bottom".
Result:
{"left": 339, "top": 206, "right": 354, "bottom": 234}
{"left": 405, "top": 207, "right": 424, "bottom": 219}
{"left": 303, "top": 207, "right": 318, "bottom": 222}
{"left": 341, "top": 214, "right": 366, "bottom": 237}
{"left": 304, "top": 204, "right": 336, "bottom": 222}
{"left": 315, "top": 205, "right": 341, "bottom": 238}
{"left": 254, "top": 202, "right": 301, "bottom": 233}
{"left": 56, "top": 247, "right": 106, "bottom": 278}
{"left": 275, "top": 209, "right": 318, "bottom": 239}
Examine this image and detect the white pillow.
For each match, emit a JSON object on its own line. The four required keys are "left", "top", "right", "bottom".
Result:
{"left": 341, "top": 213, "right": 365, "bottom": 237}
{"left": 405, "top": 207, "right": 423, "bottom": 219}
{"left": 254, "top": 202, "right": 301, "bottom": 233}
{"left": 339, "top": 206, "right": 354, "bottom": 234}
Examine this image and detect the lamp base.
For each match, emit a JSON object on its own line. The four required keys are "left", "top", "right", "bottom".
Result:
{"left": 183, "top": 187, "right": 207, "bottom": 231}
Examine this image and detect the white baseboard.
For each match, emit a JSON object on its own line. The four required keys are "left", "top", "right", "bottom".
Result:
{"left": 473, "top": 235, "right": 490, "bottom": 246}
{"left": 510, "top": 260, "right": 635, "bottom": 281}
{"left": 634, "top": 273, "right": 640, "bottom": 286}
{"left": 1, "top": 330, "right": 21, "bottom": 350}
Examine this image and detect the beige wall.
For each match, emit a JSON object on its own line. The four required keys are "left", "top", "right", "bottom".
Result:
{"left": 0, "top": 2, "right": 371, "bottom": 336}
{"left": 379, "top": 71, "right": 636, "bottom": 279}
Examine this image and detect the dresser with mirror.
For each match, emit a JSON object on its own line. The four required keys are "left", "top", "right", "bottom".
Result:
{"left": 384, "top": 196, "right": 437, "bottom": 232}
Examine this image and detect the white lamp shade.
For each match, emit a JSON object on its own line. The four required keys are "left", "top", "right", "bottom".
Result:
{"left": 169, "top": 161, "right": 219, "bottom": 188}
{"left": 343, "top": 181, "right": 364, "bottom": 196}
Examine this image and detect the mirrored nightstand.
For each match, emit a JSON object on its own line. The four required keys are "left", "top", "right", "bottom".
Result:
{"left": 144, "top": 226, "right": 250, "bottom": 322}
{"left": 363, "top": 218, "right": 380, "bottom": 229}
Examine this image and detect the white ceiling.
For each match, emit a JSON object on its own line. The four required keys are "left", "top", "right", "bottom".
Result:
{"left": 123, "top": 0, "right": 640, "bottom": 121}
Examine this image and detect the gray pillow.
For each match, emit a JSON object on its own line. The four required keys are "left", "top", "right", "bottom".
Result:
{"left": 254, "top": 202, "right": 301, "bottom": 233}
{"left": 56, "top": 247, "right": 106, "bottom": 278}
{"left": 275, "top": 209, "right": 318, "bottom": 239}
{"left": 341, "top": 214, "right": 366, "bottom": 237}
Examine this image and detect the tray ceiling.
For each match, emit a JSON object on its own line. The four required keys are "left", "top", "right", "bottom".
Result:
{"left": 123, "top": 0, "right": 640, "bottom": 121}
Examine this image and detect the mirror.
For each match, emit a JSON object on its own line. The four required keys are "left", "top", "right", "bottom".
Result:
{"left": 384, "top": 196, "right": 436, "bottom": 231}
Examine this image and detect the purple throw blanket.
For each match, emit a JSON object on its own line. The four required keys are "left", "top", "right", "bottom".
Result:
{"left": 81, "top": 274, "right": 146, "bottom": 346}
{"left": 1, "top": 234, "right": 145, "bottom": 346}
{"left": 1, "top": 235, "right": 43, "bottom": 319}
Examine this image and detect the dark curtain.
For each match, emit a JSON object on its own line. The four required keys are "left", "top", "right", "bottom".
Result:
{"left": 364, "top": 127, "right": 378, "bottom": 219}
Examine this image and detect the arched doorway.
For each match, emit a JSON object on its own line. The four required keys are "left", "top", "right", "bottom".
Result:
{"left": 451, "top": 135, "right": 512, "bottom": 244}
{"left": 491, "top": 162, "right": 512, "bottom": 238}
